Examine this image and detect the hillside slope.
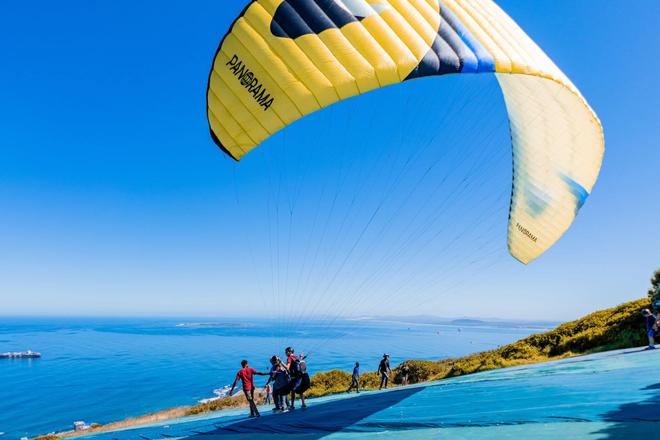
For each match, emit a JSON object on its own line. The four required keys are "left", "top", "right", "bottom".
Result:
{"left": 307, "top": 297, "right": 651, "bottom": 395}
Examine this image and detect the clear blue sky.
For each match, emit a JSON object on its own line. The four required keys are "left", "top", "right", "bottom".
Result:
{"left": 1, "top": 1, "right": 658, "bottom": 321}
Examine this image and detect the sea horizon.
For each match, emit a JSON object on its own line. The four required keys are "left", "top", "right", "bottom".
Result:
{"left": 0, "top": 314, "right": 560, "bottom": 327}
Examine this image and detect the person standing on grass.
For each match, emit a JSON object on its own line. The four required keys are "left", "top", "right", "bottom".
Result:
{"left": 378, "top": 354, "right": 391, "bottom": 389}
{"left": 401, "top": 362, "right": 410, "bottom": 386}
{"left": 229, "top": 359, "right": 269, "bottom": 418}
{"left": 347, "top": 362, "right": 360, "bottom": 393}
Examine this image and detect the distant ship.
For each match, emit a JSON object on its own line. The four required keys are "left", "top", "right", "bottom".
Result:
{"left": 0, "top": 350, "right": 41, "bottom": 359}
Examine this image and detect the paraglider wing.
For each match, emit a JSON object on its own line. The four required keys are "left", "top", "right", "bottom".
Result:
{"left": 206, "top": 0, "right": 604, "bottom": 264}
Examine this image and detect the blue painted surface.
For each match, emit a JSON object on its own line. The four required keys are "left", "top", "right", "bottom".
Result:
{"left": 79, "top": 347, "right": 660, "bottom": 439}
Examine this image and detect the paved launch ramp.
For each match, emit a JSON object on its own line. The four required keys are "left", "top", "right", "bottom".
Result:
{"left": 81, "top": 347, "right": 660, "bottom": 439}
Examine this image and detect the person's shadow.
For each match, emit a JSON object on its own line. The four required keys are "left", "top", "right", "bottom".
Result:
{"left": 182, "top": 386, "right": 424, "bottom": 439}
{"left": 592, "top": 382, "right": 660, "bottom": 439}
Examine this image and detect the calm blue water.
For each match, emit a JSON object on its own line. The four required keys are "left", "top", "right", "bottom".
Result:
{"left": 0, "top": 317, "right": 544, "bottom": 438}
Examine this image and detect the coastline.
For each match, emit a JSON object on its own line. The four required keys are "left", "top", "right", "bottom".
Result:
{"left": 35, "top": 297, "right": 650, "bottom": 440}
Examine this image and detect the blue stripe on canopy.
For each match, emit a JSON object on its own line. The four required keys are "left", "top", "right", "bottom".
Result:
{"left": 439, "top": 2, "right": 495, "bottom": 73}
{"left": 562, "top": 174, "right": 590, "bottom": 215}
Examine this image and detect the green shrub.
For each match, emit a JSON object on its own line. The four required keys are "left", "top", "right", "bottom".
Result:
{"left": 393, "top": 360, "right": 447, "bottom": 384}
{"left": 306, "top": 369, "right": 352, "bottom": 397}
{"left": 186, "top": 396, "right": 243, "bottom": 415}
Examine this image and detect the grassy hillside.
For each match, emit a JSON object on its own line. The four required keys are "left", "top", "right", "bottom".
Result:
{"left": 407, "top": 297, "right": 651, "bottom": 382}
{"left": 307, "top": 297, "right": 651, "bottom": 394}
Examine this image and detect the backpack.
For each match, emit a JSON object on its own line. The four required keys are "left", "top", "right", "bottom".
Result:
{"left": 289, "top": 356, "right": 302, "bottom": 377}
{"left": 289, "top": 354, "right": 308, "bottom": 377}
{"left": 272, "top": 366, "right": 290, "bottom": 391}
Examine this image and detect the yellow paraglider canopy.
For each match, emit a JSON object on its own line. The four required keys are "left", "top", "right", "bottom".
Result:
{"left": 206, "top": 0, "right": 603, "bottom": 264}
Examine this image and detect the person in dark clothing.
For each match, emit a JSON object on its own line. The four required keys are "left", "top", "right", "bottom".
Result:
{"left": 265, "top": 356, "right": 291, "bottom": 411}
{"left": 642, "top": 309, "right": 657, "bottom": 349}
{"left": 229, "top": 360, "right": 269, "bottom": 418}
{"left": 347, "top": 362, "right": 360, "bottom": 393}
{"left": 401, "top": 362, "right": 410, "bottom": 386}
{"left": 378, "top": 354, "right": 391, "bottom": 389}
{"left": 284, "top": 347, "right": 309, "bottom": 409}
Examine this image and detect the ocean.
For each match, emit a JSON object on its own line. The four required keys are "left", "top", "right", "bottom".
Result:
{"left": 0, "top": 317, "right": 548, "bottom": 438}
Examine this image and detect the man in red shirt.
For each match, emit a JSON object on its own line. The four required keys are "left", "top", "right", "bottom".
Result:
{"left": 229, "top": 359, "right": 269, "bottom": 417}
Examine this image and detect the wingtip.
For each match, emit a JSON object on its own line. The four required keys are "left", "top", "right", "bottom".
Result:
{"left": 210, "top": 129, "right": 240, "bottom": 162}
